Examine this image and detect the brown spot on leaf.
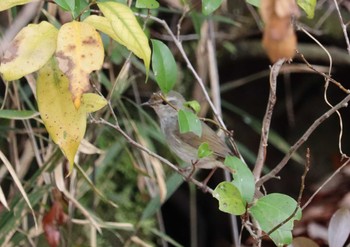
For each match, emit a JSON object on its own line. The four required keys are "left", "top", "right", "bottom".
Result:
{"left": 1, "top": 39, "right": 20, "bottom": 64}
{"left": 82, "top": 36, "right": 97, "bottom": 45}
{"left": 67, "top": 44, "right": 76, "bottom": 51}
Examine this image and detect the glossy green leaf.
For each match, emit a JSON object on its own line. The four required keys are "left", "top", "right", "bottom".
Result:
{"left": 213, "top": 181, "right": 246, "bottom": 215}
{"left": 0, "top": 110, "right": 39, "bottom": 120}
{"left": 178, "top": 109, "right": 202, "bottom": 137}
{"left": 246, "top": 0, "right": 260, "bottom": 7}
{"left": 202, "top": 0, "right": 223, "bottom": 15}
{"left": 54, "top": 0, "right": 75, "bottom": 11}
{"left": 0, "top": 0, "right": 40, "bottom": 11}
{"left": 297, "top": 0, "right": 316, "bottom": 19}
{"left": 0, "top": 21, "right": 58, "bottom": 81}
{"left": 151, "top": 39, "right": 177, "bottom": 94}
{"left": 184, "top": 100, "right": 201, "bottom": 114}
{"left": 250, "top": 193, "right": 302, "bottom": 246}
{"left": 98, "top": 1, "right": 151, "bottom": 76}
{"left": 197, "top": 142, "right": 213, "bottom": 159}
{"left": 224, "top": 155, "right": 255, "bottom": 203}
{"left": 135, "top": 0, "right": 159, "bottom": 9}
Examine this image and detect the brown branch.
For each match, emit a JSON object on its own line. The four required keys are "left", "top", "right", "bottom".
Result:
{"left": 296, "top": 51, "right": 350, "bottom": 94}
{"left": 253, "top": 59, "right": 285, "bottom": 180}
{"left": 302, "top": 157, "right": 350, "bottom": 210}
{"left": 256, "top": 93, "right": 350, "bottom": 187}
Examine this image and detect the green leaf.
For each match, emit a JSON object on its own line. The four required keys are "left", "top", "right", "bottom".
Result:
{"left": 135, "top": 0, "right": 159, "bottom": 9}
{"left": 54, "top": 0, "right": 75, "bottom": 11}
{"left": 184, "top": 100, "right": 201, "bottom": 114}
{"left": 197, "top": 142, "right": 213, "bottom": 159}
{"left": 250, "top": 193, "right": 302, "bottom": 246}
{"left": 0, "top": 110, "right": 39, "bottom": 120}
{"left": 151, "top": 39, "right": 177, "bottom": 94}
{"left": 297, "top": 0, "right": 316, "bottom": 19}
{"left": 178, "top": 109, "right": 202, "bottom": 137}
{"left": 81, "top": 93, "right": 107, "bottom": 113}
{"left": 213, "top": 182, "right": 246, "bottom": 215}
{"left": 202, "top": 0, "right": 224, "bottom": 15}
{"left": 97, "top": 1, "right": 151, "bottom": 76}
{"left": 224, "top": 155, "right": 255, "bottom": 203}
{"left": 246, "top": 0, "right": 260, "bottom": 7}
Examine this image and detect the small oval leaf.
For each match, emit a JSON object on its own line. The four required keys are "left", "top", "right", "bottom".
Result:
{"left": 178, "top": 109, "right": 202, "bottom": 137}
{"left": 81, "top": 93, "right": 107, "bottom": 113}
{"left": 297, "top": 0, "right": 316, "bottom": 19}
{"left": 213, "top": 181, "right": 246, "bottom": 215}
{"left": 151, "top": 39, "right": 177, "bottom": 94}
{"left": 184, "top": 100, "right": 201, "bottom": 114}
{"left": 250, "top": 193, "right": 302, "bottom": 246}
{"left": 202, "top": 0, "right": 224, "bottom": 15}
{"left": 197, "top": 142, "right": 213, "bottom": 159}
{"left": 135, "top": 0, "right": 159, "bottom": 9}
{"left": 224, "top": 155, "right": 255, "bottom": 203}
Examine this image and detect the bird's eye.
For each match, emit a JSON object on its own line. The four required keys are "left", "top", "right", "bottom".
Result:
{"left": 161, "top": 100, "right": 167, "bottom": 105}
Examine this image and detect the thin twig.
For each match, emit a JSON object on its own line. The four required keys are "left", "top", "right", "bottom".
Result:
{"left": 253, "top": 59, "right": 284, "bottom": 180}
{"left": 257, "top": 93, "right": 350, "bottom": 187}
{"left": 302, "top": 157, "right": 350, "bottom": 210}
{"left": 332, "top": 0, "right": 350, "bottom": 55}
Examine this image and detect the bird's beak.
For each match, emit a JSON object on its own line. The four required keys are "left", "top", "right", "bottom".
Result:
{"left": 141, "top": 101, "right": 150, "bottom": 107}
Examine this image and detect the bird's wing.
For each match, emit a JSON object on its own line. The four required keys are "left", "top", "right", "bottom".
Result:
{"left": 175, "top": 121, "right": 232, "bottom": 159}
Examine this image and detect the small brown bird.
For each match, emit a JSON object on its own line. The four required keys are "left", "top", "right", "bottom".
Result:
{"left": 145, "top": 91, "right": 233, "bottom": 170}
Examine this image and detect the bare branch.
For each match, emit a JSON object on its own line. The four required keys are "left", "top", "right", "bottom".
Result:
{"left": 253, "top": 59, "right": 285, "bottom": 180}
{"left": 257, "top": 93, "right": 350, "bottom": 187}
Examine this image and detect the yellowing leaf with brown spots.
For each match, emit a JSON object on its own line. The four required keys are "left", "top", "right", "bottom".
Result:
{"left": 0, "top": 0, "right": 40, "bottom": 11}
{"left": 37, "top": 58, "right": 87, "bottom": 170}
{"left": 55, "top": 21, "right": 104, "bottom": 109}
{"left": 0, "top": 21, "right": 58, "bottom": 81}
{"left": 97, "top": 2, "right": 151, "bottom": 76}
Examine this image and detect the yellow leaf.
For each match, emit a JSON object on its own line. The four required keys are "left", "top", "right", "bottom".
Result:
{"left": 55, "top": 21, "right": 104, "bottom": 108}
{"left": 97, "top": 2, "right": 150, "bottom": 76}
{"left": 0, "top": 21, "right": 58, "bottom": 81}
{"left": 81, "top": 93, "right": 107, "bottom": 113}
{"left": 83, "top": 15, "right": 124, "bottom": 45}
{"left": 0, "top": 0, "right": 40, "bottom": 11}
{"left": 37, "top": 58, "right": 87, "bottom": 170}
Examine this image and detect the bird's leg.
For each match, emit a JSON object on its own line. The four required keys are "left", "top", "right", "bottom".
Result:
{"left": 200, "top": 167, "right": 218, "bottom": 192}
